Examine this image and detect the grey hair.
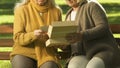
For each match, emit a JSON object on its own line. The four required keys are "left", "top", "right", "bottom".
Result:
{"left": 14, "top": 0, "right": 57, "bottom": 9}
{"left": 77, "top": 0, "right": 87, "bottom": 2}
{"left": 14, "top": 0, "right": 30, "bottom": 9}
{"left": 77, "top": 0, "right": 88, "bottom": 6}
{"left": 50, "top": 0, "right": 56, "bottom": 6}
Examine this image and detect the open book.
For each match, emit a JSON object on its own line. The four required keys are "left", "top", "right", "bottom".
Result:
{"left": 41, "top": 21, "right": 78, "bottom": 47}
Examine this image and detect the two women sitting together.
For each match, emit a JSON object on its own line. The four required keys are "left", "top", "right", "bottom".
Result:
{"left": 11, "top": 0, "right": 120, "bottom": 68}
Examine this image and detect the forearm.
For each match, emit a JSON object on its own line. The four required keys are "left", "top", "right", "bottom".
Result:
{"left": 13, "top": 32, "right": 37, "bottom": 46}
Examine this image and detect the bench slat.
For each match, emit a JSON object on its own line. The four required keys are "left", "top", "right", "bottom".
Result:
{"left": 0, "top": 52, "right": 10, "bottom": 60}
{"left": 0, "top": 25, "right": 13, "bottom": 34}
{"left": 110, "top": 24, "right": 120, "bottom": 33}
{"left": 0, "top": 39, "right": 13, "bottom": 47}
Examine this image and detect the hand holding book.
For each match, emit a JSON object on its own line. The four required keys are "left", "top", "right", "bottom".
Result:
{"left": 65, "top": 32, "right": 82, "bottom": 44}
{"left": 40, "top": 33, "right": 49, "bottom": 42}
{"left": 34, "top": 29, "right": 49, "bottom": 42}
{"left": 40, "top": 21, "right": 78, "bottom": 47}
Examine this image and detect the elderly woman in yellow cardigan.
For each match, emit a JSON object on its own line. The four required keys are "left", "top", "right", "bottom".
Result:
{"left": 10, "top": 0, "right": 62, "bottom": 68}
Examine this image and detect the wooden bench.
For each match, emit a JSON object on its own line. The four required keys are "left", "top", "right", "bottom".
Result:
{"left": 0, "top": 24, "right": 120, "bottom": 67}
{"left": 0, "top": 24, "right": 13, "bottom": 60}
{"left": 110, "top": 24, "right": 120, "bottom": 47}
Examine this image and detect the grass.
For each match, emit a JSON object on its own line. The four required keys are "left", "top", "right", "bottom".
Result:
{"left": 0, "top": 0, "right": 16, "bottom": 4}
{"left": 56, "top": 0, "right": 120, "bottom": 4}
{"left": 98, "top": 0, "right": 120, "bottom": 3}
{"left": 0, "top": 47, "right": 12, "bottom": 52}
{"left": 0, "top": 60, "right": 12, "bottom": 68}
{"left": 101, "top": 3, "right": 120, "bottom": 24}
{"left": 0, "top": 15, "right": 14, "bottom": 24}
{"left": 0, "top": 0, "right": 120, "bottom": 68}
{"left": 55, "top": 0, "right": 66, "bottom": 5}
{"left": 0, "top": 0, "right": 120, "bottom": 24}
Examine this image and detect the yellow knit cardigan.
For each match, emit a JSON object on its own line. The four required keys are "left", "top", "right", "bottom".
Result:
{"left": 10, "top": 1, "right": 62, "bottom": 67}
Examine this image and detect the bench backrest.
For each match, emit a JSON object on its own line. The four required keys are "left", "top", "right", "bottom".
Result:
{"left": 0, "top": 24, "right": 120, "bottom": 60}
{"left": 110, "top": 24, "right": 120, "bottom": 45}
{"left": 0, "top": 24, "right": 13, "bottom": 60}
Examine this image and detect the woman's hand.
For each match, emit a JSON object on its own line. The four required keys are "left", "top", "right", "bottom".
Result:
{"left": 34, "top": 29, "right": 49, "bottom": 42}
{"left": 65, "top": 32, "right": 82, "bottom": 44}
{"left": 34, "top": 29, "right": 42, "bottom": 37}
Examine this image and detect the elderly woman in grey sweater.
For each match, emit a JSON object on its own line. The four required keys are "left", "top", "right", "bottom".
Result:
{"left": 62, "top": 0, "right": 120, "bottom": 68}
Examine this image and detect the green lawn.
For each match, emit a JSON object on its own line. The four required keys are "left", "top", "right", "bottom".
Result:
{"left": 98, "top": 0, "right": 120, "bottom": 3}
{"left": 0, "top": 0, "right": 120, "bottom": 68}
{"left": 0, "top": 15, "right": 14, "bottom": 24}
{"left": 0, "top": 0, "right": 120, "bottom": 24}
{"left": 0, "top": 60, "right": 12, "bottom": 68}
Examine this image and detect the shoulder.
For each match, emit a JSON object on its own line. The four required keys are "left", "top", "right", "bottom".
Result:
{"left": 14, "top": 4, "right": 29, "bottom": 14}
{"left": 82, "top": 2, "right": 98, "bottom": 9}
{"left": 85, "top": 1, "right": 105, "bottom": 11}
{"left": 84, "top": 1, "right": 100, "bottom": 7}
{"left": 51, "top": 6, "right": 62, "bottom": 13}
{"left": 81, "top": 1, "right": 105, "bottom": 13}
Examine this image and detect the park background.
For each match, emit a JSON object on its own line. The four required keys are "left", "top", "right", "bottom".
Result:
{"left": 0, "top": 0, "right": 120, "bottom": 68}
